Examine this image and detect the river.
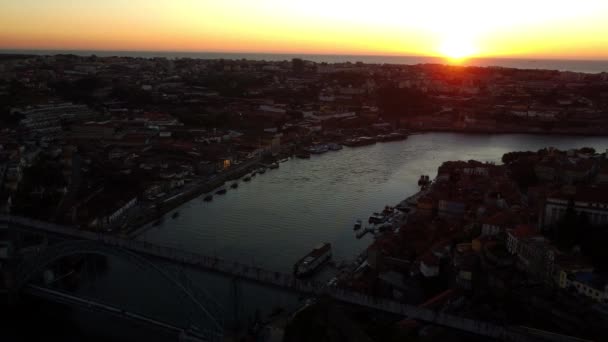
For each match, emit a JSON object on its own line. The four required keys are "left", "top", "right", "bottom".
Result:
{"left": 39, "top": 133, "right": 608, "bottom": 337}
{"left": 137, "top": 133, "right": 608, "bottom": 273}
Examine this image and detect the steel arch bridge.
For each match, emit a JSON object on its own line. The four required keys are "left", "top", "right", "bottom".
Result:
{"left": 13, "top": 240, "right": 225, "bottom": 341}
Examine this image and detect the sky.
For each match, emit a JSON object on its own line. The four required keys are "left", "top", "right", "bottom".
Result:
{"left": 1, "top": 0, "right": 608, "bottom": 60}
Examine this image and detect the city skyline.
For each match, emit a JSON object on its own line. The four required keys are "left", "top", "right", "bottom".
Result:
{"left": 2, "top": 0, "right": 608, "bottom": 60}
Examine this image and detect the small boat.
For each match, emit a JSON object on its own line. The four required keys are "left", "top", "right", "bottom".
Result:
{"left": 216, "top": 188, "right": 227, "bottom": 195}
{"left": 269, "top": 162, "right": 279, "bottom": 169}
{"left": 293, "top": 243, "right": 332, "bottom": 277}
{"left": 230, "top": 183, "right": 239, "bottom": 189}
{"left": 356, "top": 228, "right": 374, "bottom": 239}
{"left": 203, "top": 195, "right": 213, "bottom": 202}
{"left": 243, "top": 176, "right": 251, "bottom": 182}
{"left": 296, "top": 152, "right": 310, "bottom": 159}
{"left": 328, "top": 143, "right": 343, "bottom": 151}
{"left": 308, "top": 145, "right": 329, "bottom": 154}
{"left": 353, "top": 219, "right": 362, "bottom": 230}
{"left": 152, "top": 220, "right": 162, "bottom": 226}
{"left": 369, "top": 214, "right": 385, "bottom": 224}
{"left": 172, "top": 212, "right": 180, "bottom": 219}
{"left": 258, "top": 168, "right": 266, "bottom": 174}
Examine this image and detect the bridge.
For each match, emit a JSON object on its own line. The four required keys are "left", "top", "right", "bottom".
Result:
{"left": 0, "top": 215, "right": 593, "bottom": 342}
{"left": 24, "top": 284, "right": 204, "bottom": 339}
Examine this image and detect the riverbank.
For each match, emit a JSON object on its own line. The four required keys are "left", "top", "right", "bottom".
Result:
{"left": 127, "top": 156, "right": 262, "bottom": 237}
{"left": 410, "top": 126, "right": 608, "bottom": 137}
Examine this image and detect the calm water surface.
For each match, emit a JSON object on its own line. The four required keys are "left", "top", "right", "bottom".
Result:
{"left": 139, "top": 133, "right": 608, "bottom": 273}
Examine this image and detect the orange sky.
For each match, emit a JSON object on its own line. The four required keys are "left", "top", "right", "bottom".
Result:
{"left": 1, "top": 0, "right": 608, "bottom": 59}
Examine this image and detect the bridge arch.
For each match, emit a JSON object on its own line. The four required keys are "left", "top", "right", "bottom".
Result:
{"left": 14, "top": 240, "right": 224, "bottom": 339}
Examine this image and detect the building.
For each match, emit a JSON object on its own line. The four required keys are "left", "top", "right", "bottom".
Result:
{"left": 516, "top": 236, "right": 557, "bottom": 280}
{"left": 505, "top": 224, "right": 537, "bottom": 254}
{"left": 560, "top": 271, "right": 608, "bottom": 303}
{"left": 543, "top": 186, "right": 608, "bottom": 227}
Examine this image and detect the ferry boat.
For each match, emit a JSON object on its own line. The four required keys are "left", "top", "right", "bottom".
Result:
{"left": 353, "top": 219, "right": 362, "bottom": 230}
{"left": 293, "top": 243, "right": 332, "bottom": 277}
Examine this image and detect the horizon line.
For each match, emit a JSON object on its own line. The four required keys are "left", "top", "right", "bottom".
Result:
{"left": 2, "top": 48, "right": 608, "bottom": 63}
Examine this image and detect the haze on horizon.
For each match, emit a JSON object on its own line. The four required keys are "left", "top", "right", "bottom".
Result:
{"left": 1, "top": 0, "right": 608, "bottom": 60}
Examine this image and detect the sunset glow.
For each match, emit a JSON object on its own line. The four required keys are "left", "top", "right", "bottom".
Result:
{"left": 1, "top": 0, "right": 608, "bottom": 59}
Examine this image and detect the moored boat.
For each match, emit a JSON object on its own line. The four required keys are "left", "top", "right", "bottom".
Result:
{"left": 308, "top": 144, "right": 329, "bottom": 154}
{"left": 296, "top": 151, "right": 311, "bottom": 159}
{"left": 356, "top": 228, "right": 374, "bottom": 239}
{"left": 230, "top": 182, "right": 239, "bottom": 189}
{"left": 216, "top": 188, "right": 227, "bottom": 195}
{"left": 243, "top": 176, "right": 251, "bottom": 182}
{"left": 203, "top": 195, "right": 213, "bottom": 202}
{"left": 172, "top": 211, "right": 180, "bottom": 219}
{"left": 269, "top": 162, "right": 279, "bottom": 169}
{"left": 368, "top": 213, "right": 385, "bottom": 224}
{"left": 353, "top": 219, "right": 362, "bottom": 230}
{"left": 293, "top": 243, "right": 332, "bottom": 277}
{"left": 328, "top": 143, "right": 342, "bottom": 151}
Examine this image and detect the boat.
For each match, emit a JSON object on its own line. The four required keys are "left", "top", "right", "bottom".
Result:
{"left": 353, "top": 219, "right": 362, "bottom": 230}
{"left": 203, "top": 195, "right": 213, "bottom": 202}
{"left": 368, "top": 213, "right": 385, "bottom": 224}
{"left": 172, "top": 211, "right": 180, "bottom": 219}
{"left": 328, "top": 143, "right": 343, "bottom": 151}
{"left": 296, "top": 151, "right": 310, "bottom": 159}
{"left": 356, "top": 228, "right": 374, "bottom": 239}
{"left": 243, "top": 176, "right": 251, "bottom": 182}
{"left": 308, "top": 144, "right": 329, "bottom": 154}
{"left": 258, "top": 168, "right": 266, "bottom": 174}
{"left": 230, "top": 182, "right": 239, "bottom": 189}
{"left": 343, "top": 137, "right": 376, "bottom": 147}
{"left": 293, "top": 243, "right": 332, "bottom": 277}
{"left": 216, "top": 188, "right": 227, "bottom": 195}
{"left": 269, "top": 162, "right": 279, "bottom": 169}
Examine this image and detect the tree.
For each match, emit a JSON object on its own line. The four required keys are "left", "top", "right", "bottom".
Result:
{"left": 292, "top": 58, "right": 305, "bottom": 74}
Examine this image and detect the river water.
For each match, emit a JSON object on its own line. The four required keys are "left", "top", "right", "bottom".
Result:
{"left": 45, "top": 133, "right": 608, "bottom": 336}
{"left": 138, "top": 133, "right": 608, "bottom": 273}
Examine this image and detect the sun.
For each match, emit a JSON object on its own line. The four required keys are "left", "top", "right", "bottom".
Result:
{"left": 438, "top": 35, "right": 478, "bottom": 61}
